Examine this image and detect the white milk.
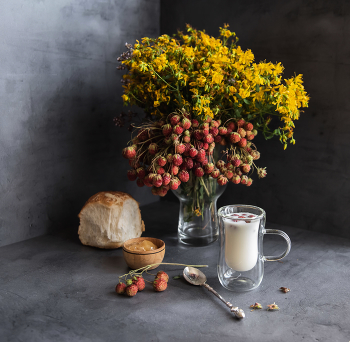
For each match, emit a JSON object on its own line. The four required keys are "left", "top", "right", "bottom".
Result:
{"left": 224, "top": 212, "right": 260, "bottom": 272}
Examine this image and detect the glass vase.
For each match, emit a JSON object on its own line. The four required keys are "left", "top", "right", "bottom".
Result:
{"left": 172, "top": 174, "right": 227, "bottom": 246}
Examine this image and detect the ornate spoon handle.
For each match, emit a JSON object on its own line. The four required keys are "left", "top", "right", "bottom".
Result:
{"left": 202, "top": 283, "right": 245, "bottom": 319}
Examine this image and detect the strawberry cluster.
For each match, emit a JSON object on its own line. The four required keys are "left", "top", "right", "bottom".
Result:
{"left": 122, "top": 109, "right": 266, "bottom": 197}
{"left": 116, "top": 271, "right": 169, "bottom": 297}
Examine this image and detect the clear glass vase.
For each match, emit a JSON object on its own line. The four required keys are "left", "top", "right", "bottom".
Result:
{"left": 172, "top": 174, "right": 227, "bottom": 246}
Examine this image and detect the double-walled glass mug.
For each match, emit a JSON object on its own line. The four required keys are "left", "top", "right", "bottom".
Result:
{"left": 217, "top": 205, "right": 291, "bottom": 292}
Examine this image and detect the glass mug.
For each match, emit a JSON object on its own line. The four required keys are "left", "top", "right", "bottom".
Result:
{"left": 217, "top": 205, "right": 291, "bottom": 292}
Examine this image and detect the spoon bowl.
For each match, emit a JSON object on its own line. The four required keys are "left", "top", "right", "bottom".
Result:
{"left": 183, "top": 267, "right": 245, "bottom": 319}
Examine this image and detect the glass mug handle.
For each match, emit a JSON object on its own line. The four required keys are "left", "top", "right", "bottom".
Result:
{"left": 262, "top": 229, "right": 291, "bottom": 262}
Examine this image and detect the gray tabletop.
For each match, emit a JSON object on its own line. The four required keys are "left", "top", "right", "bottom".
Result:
{"left": 1, "top": 201, "right": 349, "bottom": 342}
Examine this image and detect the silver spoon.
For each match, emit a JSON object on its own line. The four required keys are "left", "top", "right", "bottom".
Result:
{"left": 183, "top": 266, "right": 245, "bottom": 319}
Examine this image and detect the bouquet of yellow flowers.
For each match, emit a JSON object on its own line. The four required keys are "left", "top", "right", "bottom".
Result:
{"left": 116, "top": 24, "right": 309, "bottom": 216}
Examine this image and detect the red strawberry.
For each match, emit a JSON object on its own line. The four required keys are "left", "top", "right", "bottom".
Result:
{"left": 173, "top": 125, "right": 183, "bottom": 135}
{"left": 214, "top": 135, "right": 222, "bottom": 143}
{"left": 193, "top": 130, "right": 203, "bottom": 140}
{"left": 185, "top": 158, "right": 194, "bottom": 169}
{"left": 162, "top": 124, "right": 173, "bottom": 136}
{"left": 220, "top": 167, "right": 228, "bottom": 175}
{"left": 201, "top": 127, "right": 209, "bottom": 136}
{"left": 244, "top": 122, "right": 254, "bottom": 131}
{"left": 191, "top": 119, "right": 199, "bottom": 128}
{"left": 211, "top": 169, "right": 220, "bottom": 178}
{"left": 219, "top": 127, "right": 228, "bottom": 135}
{"left": 153, "top": 278, "right": 168, "bottom": 292}
{"left": 225, "top": 170, "right": 234, "bottom": 179}
{"left": 151, "top": 186, "right": 159, "bottom": 196}
{"left": 143, "top": 174, "right": 153, "bottom": 187}
{"left": 237, "top": 119, "right": 245, "bottom": 128}
{"left": 241, "top": 164, "right": 251, "bottom": 173}
{"left": 246, "top": 131, "right": 255, "bottom": 140}
{"left": 153, "top": 174, "right": 163, "bottom": 187}
{"left": 217, "top": 175, "right": 228, "bottom": 186}
{"left": 178, "top": 170, "right": 189, "bottom": 182}
{"left": 203, "top": 134, "right": 214, "bottom": 144}
{"left": 162, "top": 173, "right": 171, "bottom": 185}
{"left": 180, "top": 163, "right": 188, "bottom": 171}
{"left": 238, "top": 138, "right": 247, "bottom": 147}
{"left": 136, "top": 178, "right": 145, "bottom": 187}
{"left": 166, "top": 154, "right": 173, "bottom": 163}
{"left": 127, "top": 169, "right": 137, "bottom": 181}
{"left": 129, "top": 158, "right": 140, "bottom": 169}
{"left": 235, "top": 168, "right": 243, "bottom": 177}
{"left": 158, "top": 186, "right": 168, "bottom": 197}
{"left": 156, "top": 271, "right": 169, "bottom": 282}
{"left": 227, "top": 122, "right": 236, "bottom": 131}
{"left": 237, "top": 128, "right": 246, "bottom": 138}
{"left": 133, "top": 276, "right": 146, "bottom": 291}
{"left": 241, "top": 175, "right": 248, "bottom": 185}
{"left": 232, "top": 175, "right": 241, "bottom": 184}
{"left": 175, "top": 143, "right": 186, "bottom": 154}
{"left": 171, "top": 134, "right": 179, "bottom": 143}
{"left": 173, "top": 154, "right": 183, "bottom": 166}
{"left": 182, "top": 118, "right": 191, "bottom": 130}
{"left": 136, "top": 167, "right": 146, "bottom": 179}
{"left": 183, "top": 135, "right": 191, "bottom": 143}
{"left": 125, "top": 284, "right": 138, "bottom": 297}
{"left": 246, "top": 178, "right": 253, "bottom": 186}
{"left": 201, "top": 158, "right": 208, "bottom": 166}
{"left": 170, "top": 114, "right": 180, "bottom": 126}
{"left": 169, "top": 177, "right": 180, "bottom": 190}
{"left": 171, "top": 165, "right": 179, "bottom": 175}
{"left": 216, "top": 160, "right": 225, "bottom": 169}
{"left": 194, "top": 167, "right": 204, "bottom": 177}
{"left": 203, "top": 142, "right": 209, "bottom": 150}
{"left": 205, "top": 117, "right": 212, "bottom": 123}
{"left": 115, "top": 282, "right": 126, "bottom": 295}
{"left": 211, "top": 120, "right": 220, "bottom": 128}
{"left": 197, "top": 149, "right": 206, "bottom": 160}
{"left": 189, "top": 148, "right": 198, "bottom": 158}
{"left": 122, "top": 146, "right": 136, "bottom": 159}
{"left": 204, "top": 163, "right": 214, "bottom": 174}
{"left": 157, "top": 156, "right": 167, "bottom": 167}
{"left": 209, "top": 127, "right": 219, "bottom": 136}
{"left": 148, "top": 143, "right": 158, "bottom": 155}
{"left": 156, "top": 166, "right": 165, "bottom": 175}
{"left": 229, "top": 132, "right": 241, "bottom": 143}
{"left": 196, "top": 141, "right": 204, "bottom": 149}
{"left": 231, "top": 157, "right": 241, "bottom": 167}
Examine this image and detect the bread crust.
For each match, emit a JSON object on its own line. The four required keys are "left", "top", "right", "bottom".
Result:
{"left": 78, "top": 191, "right": 145, "bottom": 249}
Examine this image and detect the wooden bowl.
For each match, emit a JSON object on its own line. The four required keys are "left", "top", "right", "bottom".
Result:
{"left": 122, "top": 237, "right": 165, "bottom": 270}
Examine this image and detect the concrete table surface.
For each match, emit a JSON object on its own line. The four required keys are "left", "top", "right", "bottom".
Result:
{"left": 0, "top": 200, "right": 350, "bottom": 342}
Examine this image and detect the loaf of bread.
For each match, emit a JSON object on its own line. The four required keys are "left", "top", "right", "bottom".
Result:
{"left": 78, "top": 191, "right": 145, "bottom": 249}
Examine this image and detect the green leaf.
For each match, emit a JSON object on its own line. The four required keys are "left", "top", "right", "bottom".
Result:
{"left": 173, "top": 275, "right": 182, "bottom": 280}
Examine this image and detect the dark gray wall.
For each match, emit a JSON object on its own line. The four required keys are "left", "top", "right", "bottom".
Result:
{"left": 0, "top": 0, "right": 160, "bottom": 247}
{"left": 161, "top": 0, "right": 350, "bottom": 238}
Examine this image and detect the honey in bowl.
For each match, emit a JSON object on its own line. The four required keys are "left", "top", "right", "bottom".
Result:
{"left": 128, "top": 240, "right": 158, "bottom": 252}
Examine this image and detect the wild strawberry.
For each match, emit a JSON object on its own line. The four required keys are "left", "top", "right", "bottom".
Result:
{"left": 166, "top": 154, "right": 173, "bottom": 163}
{"left": 216, "top": 160, "right": 225, "bottom": 169}
{"left": 156, "top": 166, "right": 165, "bottom": 175}
{"left": 203, "top": 143, "right": 209, "bottom": 150}
{"left": 158, "top": 186, "right": 168, "bottom": 197}
{"left": 179, "top": 163, "right": 188, "bottom": 171}
{"left": 173, "top": 125, "right": 183, "bottom": 135}
{"left": 133, "top": 276, "right": 146, "bottom": 291}
{"left": 171, "top": 165, "right": 179, "bottom": 175}
{"left": 220, "top": 167, "right": 228, "bottom": 175}
{"left": 175, "top": 143, "right": 186, "bottom": 154}
{"left": 182, "top": 118, "right": 191, "bottom": 130}
{"left": 246, "top": 131, "right": 255, "bottom": 140}
{"left": 251, "top": 150, "right": 260, "bottom": 160}
{"left": 232, "top": 175, "right": 241, "bottom": 184}
{"left": 204, "top": 163, "right": 214, "bottom": 174}
{"left": 226, "top": 163, "right": 234, "bottom": 171}
{"left": 244, "top": 122, "right": 254, "bottom": 131}
{"left": 241, "top": 164, "right": 251, "bottom": 173}
{"left": 183, "top": 135, "right": 191, "bottom": 143}
{"left": 125, "top": 283, "right": 138, "bottom": 297}
{"left": 127, "top": 169, "right": 137, "bottom": 181}
{"left": 219, "top": 127, "right": 228, "bottom": 135}
{"left": 205, "top": 117, "right": 212, "bottom": 123}
{"left": 162, "top": 124, "right": 173, "bottom": 136}
{"left": 238, "top": 138, "right": 247, "bottom": 147}
{"left": 193, "top": 130, "right": 203, "bottom": 141}
{"left": 135, "top": 167, "right": 145, "bottom": 179}
{"left": 237, "top": 119, "right": 245, "bottom": 128}
{"left": 170, "top": 114, "right": 180, "bottom": 126}
{"left": 153, "top": 174, "right": 163, "bottom": 187}
{"left": 156, "top": 271, "right": 169, "bottom": 282}
{"left": 173, "top": 154, "right": 183, "bottom": 166}
{"left": 196, "top": 141, "right": 204, "bottom": 149}
{"left": 153, "top": 278, "right": 167, "bottom": 292}
{"left": 257, "top": 167, "right": 267, "bottom": 178}
{"left": 201, "top": 127, "right": 209, "bottom": 136}
{"left": 178, "top": 170, "right": 189, "bottom": 182}
{"left": 225, "top": 170, "right": 234, "bottom": 179}
{"left": 229, "top": 132, "right": 241, "bottom": 143}
{"left": 157, "top": 156, "right": 167, "bottom": 166}
{"left": 136, "top": 178, "right": 145, "bottom": 187}
{"left": 197, "top": 149, "right": 206, "bottom": 160}
{"left": 241, "top": 175, "right": 248, "bottom": 185}
{"left": 143, "top": 174, "right": 153, "bottom": 187}
{"left": 201, "top": 158, "right": 208, "bottom": 166}
{"left": 231, "top": 156, "right": 241, "bottom": 167}
{"left": 211, "top": 120, "right": 220, "bottom": 128}
{"left": 214, "top": 135, "right": 222, "bottom": 143}
{"left": 189, "top": 148, "right": 198, "bottom": 158}
{"left": 194, "top": 167, "right": 204, "bottom": 177}
{"left": 164, "top": 137, "right": 172, "bottom": 145}
{"left": 115, "top": 282, "right": 126, "bottom": 295}
{"left": 148, "top": 143, "right": 158, "bottom": 155}
{"left": 211, "top": 169, "right": 220, "bottom": 178}
{"left": 246, "top": 178, "right": 253, "bottom": 186}
{"left": 209, "top": 127, "right": 219, "bottom": 137}
{"left": 185, "top": 158, "right": 194, "bottom": 169}
{"left": 203, "top": 134, "right": 214, "bottom": 144}
{"left": 137, "top": 129, "right": 148, "bottom": 141}
{"left": 235, "top": 168, "right": 243, "bottom": 177}
{"left": 151, "top": 186, "right": 159, "bottom": 196}
{"left": 237, "top": 128, "right": 246, "bottom": 138}
{"left": 129, "top": 158, "right": 140, "bottom": 169}
{"left": 252, "top": 129, "right": 258, "bottom": 136}
{"left": 169, "top": 177, "right": 180, "bottom": 190}
{"left": 217, "top": 175, "right": 228, "bottom": 186}
{"left": 122, "top": 146, "right": 136, "bottom": 159}
{"left": 162, "top": 173, "right": 171, "bottom": 185}
{"left": 191, "top": 119, "right": 199, "bottom": 128}
{"left": 171, "top": 134, "right": 179, "bottom": 143}
{"left": 184, "top": 143, "right": 191, "bottom": 153}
